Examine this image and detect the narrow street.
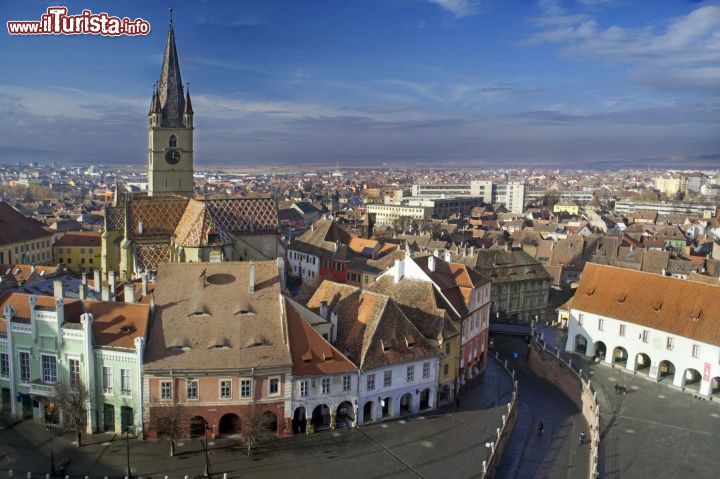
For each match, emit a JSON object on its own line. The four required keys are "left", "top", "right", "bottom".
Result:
{"left": 492, "top": 335, "right": 589, "bottom": 479}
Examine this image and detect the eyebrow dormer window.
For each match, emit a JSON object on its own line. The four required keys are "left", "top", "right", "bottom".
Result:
{"left": 169, "top": 135, "right": 177, "bottom": 148}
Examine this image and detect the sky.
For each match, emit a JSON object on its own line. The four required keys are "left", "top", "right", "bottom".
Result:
{"left": 1, "top": 0, "right": 719, "bottom": 168}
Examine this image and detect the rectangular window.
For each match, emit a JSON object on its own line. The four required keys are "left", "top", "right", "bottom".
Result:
{"left": 598, "top": 318, "right": 604, "bottom": 331}
{"left": 445, "top": 342, "right": 451, "bottom": 354}
{"left": 321, "top": 377, "right": 331, "bottom": 394}
{"left": 692, "top": 344, "right": 700, "bottom": 358}
{"left": 186, "top": 379, "right": 198, "bottom": 400}
{"left": 383, "top": 370, "right": 392, "bottom": 387}
{"left": 367, "top": 373, "right": 375, "bottom": 391}
{"left": 443, "top": 363, "right": 449, "bottom": 376}
{"left": 300, "top": 380, "right": 308, "bottom": 397}
{"left": 619, "top": 324, "right": 625, "bottom": 337}
{"left": 160, "top": 381, "right": 172, "bottom": 401}
{"left": 269, "top": 377, "right": 280, "bottom": 396}
{"left": 240, "top": 379, "right": 252, "bottom": 398}
{"left": 406, "top": 365, "right": 414, "bottom": 382}
{"left": 423, "top": 362, "right": 430, "bottom": 379}
{"left": 103, "top": 367, "right": 113, "bottom": 393}
{"left": 666, "top": 337, "right": 674, "bottom": 351}
{"left": 0, "top": 353, "right": 8, "bottom": 377}
{"left": 220, "top": 380, "right": 232, "bottom": 399}
{"left": 41, "top": 355, "right": 57, "bottom": 384}
{"left": 642, "top": 330, "right": 649, "bottom": 343}
{"left": 120, "top": 369, "right": 131, "bottom": 395}
{"left": 343, "top": 375, "right": 352, "bottom": 391}
{"left": 69, "top": 359, "right": 80, "bottom": 387}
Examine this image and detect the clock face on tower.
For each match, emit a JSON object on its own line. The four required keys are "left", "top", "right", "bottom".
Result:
{"left": 165, "top": 149, "right": 181, "bottom": 165}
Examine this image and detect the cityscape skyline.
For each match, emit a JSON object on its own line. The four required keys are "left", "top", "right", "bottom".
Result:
{"left": 1, "top": 0, "right": 719, "bottom": 167}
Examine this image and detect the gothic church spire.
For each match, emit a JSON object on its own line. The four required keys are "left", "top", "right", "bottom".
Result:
{"left": 157, "top": 10, "right": 185, "bottom": 127}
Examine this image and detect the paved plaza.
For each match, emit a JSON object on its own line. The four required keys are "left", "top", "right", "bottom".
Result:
{"left": 539, "top": 323, "right": 720, "bottom": 479}
{"left": 0, "top": 358, "right": 513, "bottom": 479}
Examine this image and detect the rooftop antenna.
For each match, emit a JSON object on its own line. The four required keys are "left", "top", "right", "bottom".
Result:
{"left": 168, "top": 7, "right": 173, "bottom": 25}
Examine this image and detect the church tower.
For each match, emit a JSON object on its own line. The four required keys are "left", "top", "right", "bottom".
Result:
{"left": 148, "top": 12, "right": 194, "bottom": 196}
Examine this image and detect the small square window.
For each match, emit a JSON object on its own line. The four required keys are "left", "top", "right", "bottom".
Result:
{"left": 220, "top": 380, "right": 232, "bottom": 399}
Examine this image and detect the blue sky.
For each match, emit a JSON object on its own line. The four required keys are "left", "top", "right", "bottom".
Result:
{"left": 1, "top": 0, "right": 719, "bottom": 168}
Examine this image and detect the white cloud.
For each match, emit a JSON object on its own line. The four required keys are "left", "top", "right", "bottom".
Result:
{"left": 522, "top": 3, "right": 720, "bottom": 93}
{"left": 427, "top": 0, "right": 481, "bottom": 18}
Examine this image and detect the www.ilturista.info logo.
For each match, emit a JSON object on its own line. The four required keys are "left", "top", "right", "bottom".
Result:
{"left": 7, "top": 6, "right": 151, "bottom": 36}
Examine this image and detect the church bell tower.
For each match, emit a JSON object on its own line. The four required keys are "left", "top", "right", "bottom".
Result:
{"left": 148, "top": 10, "right": 194, "bottom": 196}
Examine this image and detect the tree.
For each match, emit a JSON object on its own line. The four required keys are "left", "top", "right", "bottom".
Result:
{"left": 244, "top": 410, "right": 276, "bottom": 456}
{"left": 153, "top": 404, "right": 187, "bottom": 457}
{"left": 55, "top": 380, "right": 88, "bottom": 448}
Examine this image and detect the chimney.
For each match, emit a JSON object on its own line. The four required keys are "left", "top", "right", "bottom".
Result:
{"left": 248, "top": 261, "right": 255, "bottom": 293}
{"left": 393, "top": 259, "right": 404, "bottom": 284}
{"left": 138, "top": 221, "right": 143, "bottom": 235}
{"left": 330, "top": 311, "right": 338, "bottom": 343}
{"left": 55, "top": 296, "right": 64, "bottom": 345}
{"left": 108, "top": 271, "right": 117, "bottom": 300}
{"left": 276, "top": 257, "right": 287, "bottom": 289}
{"left": 81, "top": 272, "right": 88, "bottom": 285}
{"left": 319, "top": 301, "right": 328, "bottom": 319}
{"left": 141, "top": 271, "right": 148, "bottom": 296}
{"left": 444, "top": 250, "right": 452, "bottom": 263}
{"left": 433, "top": 249, "right": 439, "bottom": 258}
{"left": 78, "top": 283, "right": 87, "bottom": 300}
{"left": 101, "top": 284, "right": 110, "bottom": 302}
{"left": 428, "top": 255, "right": 436, "bottom": 272}
{"left": 28, "top": 295, "right": 37, "bottom": 340}
{"left": 93, "top": 269, "right": 101, "bottom": 292}
{"left": 53, "top": 279, "right": 64, "bottom": 300}
{"left": 124, "top": 283, "right": 136, "bottom": 303}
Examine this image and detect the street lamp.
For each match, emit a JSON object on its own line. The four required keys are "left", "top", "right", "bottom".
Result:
{"left": 202, "top": 422, "right": 211, "bottom": 478}
{"left": 125, "top": 426, "right": 132, "bottom": 479}
{"left": 46, "top": 424, "right": 56, "bottom": 477}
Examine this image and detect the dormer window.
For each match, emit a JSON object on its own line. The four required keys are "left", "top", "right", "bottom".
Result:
{"left": 169, "top": 135, "right": 177, "bottom": 148}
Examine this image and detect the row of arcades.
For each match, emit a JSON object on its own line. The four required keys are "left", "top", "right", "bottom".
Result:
{"left": 572, "top": 334, "right": 720, "bottom": 398}
{"left": 150, "top": 388, "right": 436, "bottom": 440}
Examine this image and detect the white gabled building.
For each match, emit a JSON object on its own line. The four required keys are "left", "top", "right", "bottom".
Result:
{"left": 284, "top": 298, "right": 358, "bottom": 434}
{"left": 307, "top": 281, "right": 441, "bottom": 425}
{"left": 563, "top": 263, "right": 720, "bottom": 398}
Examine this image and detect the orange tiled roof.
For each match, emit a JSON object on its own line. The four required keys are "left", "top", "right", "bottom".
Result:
{"left": 569, "top": 263, "right": 720, "bottom": 346}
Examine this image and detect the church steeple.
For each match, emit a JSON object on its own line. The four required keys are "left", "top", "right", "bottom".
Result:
{"left": 147, "top": 9, "right": 195, "bottom": 198}
{"left": 157, "top": 10, "right": 185, "bottom": 128}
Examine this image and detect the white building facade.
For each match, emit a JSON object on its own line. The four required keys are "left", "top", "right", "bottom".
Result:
{"left": 357, "top": 359, "right": 439, "bottom": 424}
{"left": 563, "top": 263, "right": 720, "bottom": 398}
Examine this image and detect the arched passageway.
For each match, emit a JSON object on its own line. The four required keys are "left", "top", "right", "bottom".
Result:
{"left": 189, "top": 416, "right": 207, "bottom": 438}
{"left": 612, "top": 347, "right": 628, "bottom": 367}
{"left": 311, "top": 405, "right": 331, "bottom": 430}
{"left": 657, "top": 360, "right": 676, "bottom": 383}
{"left": 292, "top": 407, "right": 306, "bottom": 434}
{"left": 574, "top": 334, "right": 588, "bottom": 355}
{"left": 683, "top": 368, "right": 702, "bottom": 392}
{"left": 218, "top": 413, "right": 241, "bottom": 436}
{"left": 635, "top": 353, "right": 651, "bottom": 375}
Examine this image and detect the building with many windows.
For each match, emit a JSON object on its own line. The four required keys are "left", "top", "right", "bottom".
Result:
{"left": 142, "top": 261, "right": 293, "bottom": 439}
{"left": 564, "top": 263, "right": 720, "bottom": 398}
{"left": 52, "top": 231, "right": 101, "bottom": 274}
{"left": 0, "top": 283, "right": 149, "bottom": 434}
{"left": 307, "top": 281, "right": 441, "bottom": 424}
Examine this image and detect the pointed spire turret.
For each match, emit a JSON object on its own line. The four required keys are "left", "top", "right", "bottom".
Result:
{"left": 148, "top": 84, "right": 157, "bottom": 115}
{"left": 184, "top": 82, "right": 193, "bottom": 115}
{"left": 157, "top": 14, "right": 185, "bottom": 127}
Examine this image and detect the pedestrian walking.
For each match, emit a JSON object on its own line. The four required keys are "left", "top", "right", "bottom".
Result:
{"left": 622, "top": 385, "right": 627, "bottom": 395}
{"left": 538, "top": 422, "right": 544, "bottom": 434}
{"left": 614, "top": 384, "right": 619, "bottom": 394}
{"left": 579, "top": 432, "right": 586, "bottom": 445}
